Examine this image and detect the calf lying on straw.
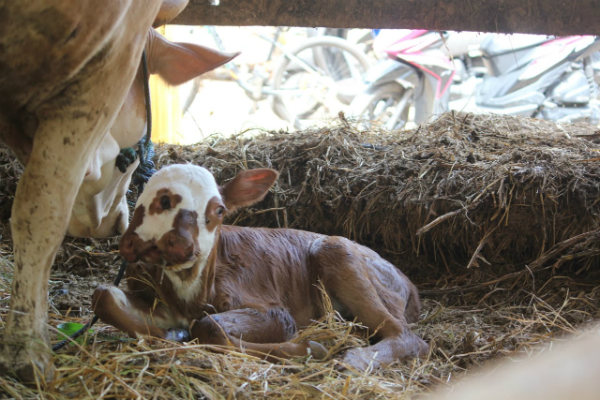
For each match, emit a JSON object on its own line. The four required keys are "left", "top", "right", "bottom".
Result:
{"left": 93, "top": 164, "right": 427, "bottom": 370}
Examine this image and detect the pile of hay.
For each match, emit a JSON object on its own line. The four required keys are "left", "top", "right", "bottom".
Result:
{"left": 1, "top": 112, "right": 599, "bottom": 398}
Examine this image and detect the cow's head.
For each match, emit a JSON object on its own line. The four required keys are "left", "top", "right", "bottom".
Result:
{"left": 67, "top": 30, "right": 239, "bottom": 238}
{"left": 120, "top": 164, "right": 278, "bottom": 272}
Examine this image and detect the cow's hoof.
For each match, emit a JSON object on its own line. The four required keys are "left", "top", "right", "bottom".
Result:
{"left": 0, "top": 343, "right": 54, "bottom": 383}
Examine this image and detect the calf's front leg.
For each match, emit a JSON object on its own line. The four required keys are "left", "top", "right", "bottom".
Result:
{"left": 92, "top": 286, "right": 183, "bottom": 340}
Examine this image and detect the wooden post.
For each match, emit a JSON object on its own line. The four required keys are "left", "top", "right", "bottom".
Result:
{"left": 173, "top": 0, "right": 600, "bottom": 36}
{"left": 150, "top": 26, "right": 183, "bottom": 144}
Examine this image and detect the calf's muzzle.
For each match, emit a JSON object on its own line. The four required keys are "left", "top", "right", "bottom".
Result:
{"left": 120, "top": 229, "right": 197, "bottom": 266}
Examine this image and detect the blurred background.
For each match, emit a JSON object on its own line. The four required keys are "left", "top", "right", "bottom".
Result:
{"left": 151, "top": 26, "right": 600, "bottom": 144}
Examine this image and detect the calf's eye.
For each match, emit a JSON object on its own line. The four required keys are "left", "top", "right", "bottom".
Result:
{"left": 216, "top": 207, "right": 225, "bottom": 217}
{"left": 160, "top": 195, "right": 171, "bottom": 210}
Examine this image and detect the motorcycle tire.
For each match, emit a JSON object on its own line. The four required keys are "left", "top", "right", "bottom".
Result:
{"left": 349, "top": 82, "right": 414, "bottom": 131}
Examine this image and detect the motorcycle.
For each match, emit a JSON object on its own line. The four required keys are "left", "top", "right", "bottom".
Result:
{"left": 351, "top": 29, "right": 600, "bottom": 130}
{"left": 453, "top": 34, "right": 600, "bottom": 124}
{"left": 350, "top": 29, "right": 475, "bottom": 130}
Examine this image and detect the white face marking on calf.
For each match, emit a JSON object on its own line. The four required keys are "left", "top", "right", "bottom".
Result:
{"left": 164, "top": 268, "right": 202, "bottom": 304}
{"left": 134, "top": 164, "right": 222, "bottom": 271}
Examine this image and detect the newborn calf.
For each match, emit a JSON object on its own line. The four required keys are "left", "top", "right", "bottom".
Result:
{"left": 92, "top": 164, "right": 427, "bottom": 370}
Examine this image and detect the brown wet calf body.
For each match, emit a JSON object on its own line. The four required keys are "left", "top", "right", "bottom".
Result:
{"left": 92, "top": 165, "right": 427, "bottom": 370}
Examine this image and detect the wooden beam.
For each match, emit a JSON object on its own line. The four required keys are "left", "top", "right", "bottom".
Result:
{"left": 173, "top": 0, "right": 600, "bottom": 36}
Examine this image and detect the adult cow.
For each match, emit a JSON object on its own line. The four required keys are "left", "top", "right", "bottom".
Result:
{"left": 0, "top": 0, "right": 233, "bottom": 381}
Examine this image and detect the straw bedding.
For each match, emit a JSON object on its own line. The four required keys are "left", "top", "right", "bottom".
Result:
{"left": 1, "top": 111, "right": 599, "bottom": 398}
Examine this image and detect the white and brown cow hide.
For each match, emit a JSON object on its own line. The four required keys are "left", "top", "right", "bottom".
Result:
{"left": 67, "top": 29, "right": 237, "bottom": 238}
{"left": 0, "top": 0, "right": 235, "bottom": 381}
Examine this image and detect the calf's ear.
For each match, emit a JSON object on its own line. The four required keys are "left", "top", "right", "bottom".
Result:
{"left": 221, "top": 169, "right": 279, "bottom": 212}
{"left": 148, "top": 29, "right": 239, "bottom": 85}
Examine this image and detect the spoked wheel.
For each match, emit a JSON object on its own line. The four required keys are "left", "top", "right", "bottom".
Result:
{"left": 272, "top": 36, "right": 370, "bottom": 129}
{"left": 350, "top": 82, "right": 415, "bottom": 131}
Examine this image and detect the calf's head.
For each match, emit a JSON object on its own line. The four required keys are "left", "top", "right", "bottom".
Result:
{"left": 120, "top": 164, "right": 278, "bottom": 271}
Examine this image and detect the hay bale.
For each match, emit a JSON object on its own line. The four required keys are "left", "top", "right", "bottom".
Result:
{"left": 154, "top": 112, "right": 600, "bottom": 285}
{"left": 2, "top": 111, "right": 599, "bottom": 289}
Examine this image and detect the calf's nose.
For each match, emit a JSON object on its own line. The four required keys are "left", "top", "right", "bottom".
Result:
{"left": 157, "top": 231, "right": 196, "bottom": 265}
{"left": 120, "top": 230, "right": 196, "bottom": 266}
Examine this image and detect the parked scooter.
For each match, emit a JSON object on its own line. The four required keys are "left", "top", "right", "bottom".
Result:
{"left": 350, "top": 29, "right": 466, "bottom": 130}
{"left": 452, "top": 34, "right": 600, "bottom": 124}
{"left": 352, "top": 30, "right": 600, "bottom": 129}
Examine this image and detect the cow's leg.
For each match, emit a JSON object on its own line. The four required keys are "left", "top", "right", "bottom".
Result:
{"left": 311, "top": 236, "right": 428, "bottom": 371}
{"left": 92, "top": 286, "right": 176, "bottom": 339}
{"left": 0, "top": 119, "right": 117, "bottom": 381}
{"left": 0, "top": 5, "right": 161, "bottom": 381}
{"left": 189, "top": 308, "right": 327, "bottom": 361}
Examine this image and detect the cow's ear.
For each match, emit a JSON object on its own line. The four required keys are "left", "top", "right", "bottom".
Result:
{"left": 221, "top": 169, "right": 278, "bottom": 212}
{"left": 148, "top": 29, "right": 239, "bottom": 85}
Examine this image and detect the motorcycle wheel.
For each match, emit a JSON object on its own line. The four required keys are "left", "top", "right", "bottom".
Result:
{"left": 272, "top": 36, "right": 370, "bottom": 129}
{"left": 350, "top": 82, "right": 414, "bottom": 131}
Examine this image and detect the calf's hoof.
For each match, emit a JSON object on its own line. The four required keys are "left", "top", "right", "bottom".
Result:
{"left": 91, "top": 285, "right": 110, "bottom": 312}
{"left": 341, "top": 347, "right": 382, "bottom": 372}
{"left": 341, "top": 334, "right": 429, "bottom": 372}
{"left": 307, "top": 340, "right": 328, "bottom": 360}
{"left": 165, "top": 328, "right": 191, "bottom": 342}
